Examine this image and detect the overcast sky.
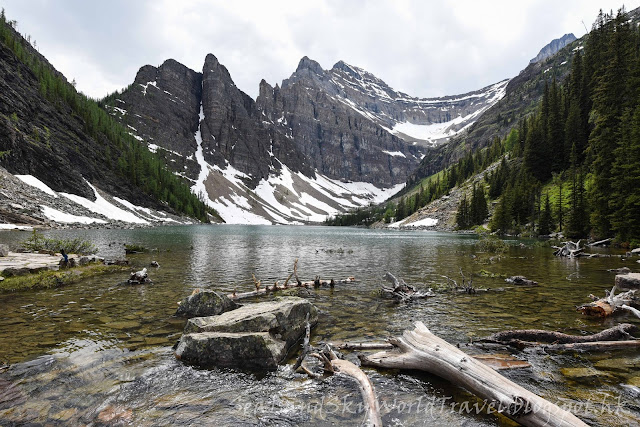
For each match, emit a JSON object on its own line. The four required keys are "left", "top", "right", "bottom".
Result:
{"left": 1, "top": 0, "right": 637, "bottom": 100}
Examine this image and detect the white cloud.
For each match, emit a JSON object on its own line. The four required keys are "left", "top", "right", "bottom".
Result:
{"left": 1, "top": 0, "right": 636, "bottom": 99}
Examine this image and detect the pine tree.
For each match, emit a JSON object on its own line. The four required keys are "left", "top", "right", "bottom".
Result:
{"left": 538, "top": 193, "right": 553, "bottom": 235}
{"left": 490, "top": 193, "right": 512, "bottom": 234}
{"left": 456, "top": 194, "right": 470, "bottom": 229}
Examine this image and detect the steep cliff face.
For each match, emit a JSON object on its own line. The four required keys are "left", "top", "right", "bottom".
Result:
{"left": 256, "top": 57, "right": 507, "bottom": 186}
{"left": 106, "top": 53, "right": 508, "bottom": 224}
{"left": 530, "top": 33, "right": 577, "bottom": 64}
{"left": 104, "top": 59, "right": 203, "bottom": 181}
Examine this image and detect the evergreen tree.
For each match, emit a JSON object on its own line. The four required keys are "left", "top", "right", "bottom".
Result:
{"left": 456, "top": 194, "right": 470, "bottom": 229}
{"left": 490, "top": 193, "right": 512, "bottom": 234}
{"left": 538, "top": 193, "right": 553, "bottom": 235}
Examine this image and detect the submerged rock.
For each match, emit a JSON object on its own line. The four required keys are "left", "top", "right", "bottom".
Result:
{"left": 616, "top": 273, "right": 640, "bottom": 290}
{"left": 175, "top": 297, "right": 318, "bottom": 370}
{"left": 175, "top": 289, "right": 238, "bottom": 318}
{"left": 505, "top": 276, "right": 538, "bottom": 286}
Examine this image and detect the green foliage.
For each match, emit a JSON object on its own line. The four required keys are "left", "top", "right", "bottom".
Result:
{"left": 0, "top": 264, "right": 128, "bottom": 292}
{"left": 0, "top": 15, "right": 214, "bottom": 222}
{"left": 476, "top": 235, "right": 509, "bottom": 254}
{"left": 21, "top": 230, "right": 97, "bottom": 255}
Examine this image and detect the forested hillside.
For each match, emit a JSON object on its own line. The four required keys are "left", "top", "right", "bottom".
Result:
{"left": 0, "top": 10, "right": 213, "bottom": 222}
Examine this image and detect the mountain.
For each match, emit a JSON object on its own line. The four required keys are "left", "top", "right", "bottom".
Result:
{"left": 530, "top": 33, "right": 577, "bottom": 64}
{"left": 0, "top": 16, "right": 209, "bottom": 227}
{"left": 405, "top": 32, "right": 584, "bottom": 188}
{"left": 105, "top": 55, "right": 507, "bottom": 224}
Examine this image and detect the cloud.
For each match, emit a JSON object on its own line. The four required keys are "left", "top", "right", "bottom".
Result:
{"left": 0, "top": 0, "right": 636, "bottom": 99}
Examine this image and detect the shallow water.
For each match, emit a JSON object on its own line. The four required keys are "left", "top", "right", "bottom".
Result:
{"left": 0, "top": 225, "right": 638, "bottom": 426}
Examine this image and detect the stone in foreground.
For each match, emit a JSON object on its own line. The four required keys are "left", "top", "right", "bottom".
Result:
{"left": 175, "top": 332, "right": 288, "bottom": 370}
{"left": 175, "top": 289, "right": 238, "bottom": 318}
{"left": 175, "top": 297, "right": 318, "bottom": 370}
{"left": 616, "top": 273, "right": 640, "bottom": 291}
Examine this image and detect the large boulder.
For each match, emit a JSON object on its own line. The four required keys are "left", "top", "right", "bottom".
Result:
{"left": 616, "top": 273, "right": 640, "bottom": 291}
{"left": 175, "top": 332, "right": 288, "bottom": 371}
{"left": 175, "top": 297, "right": 318, "bottom": 370}
{"left": 175, "top": 289, "right": 238, "bottom": 318}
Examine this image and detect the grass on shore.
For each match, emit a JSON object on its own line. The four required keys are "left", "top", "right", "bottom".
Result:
{"left": 0, "top": 263, "right": 129, "bottom": 292}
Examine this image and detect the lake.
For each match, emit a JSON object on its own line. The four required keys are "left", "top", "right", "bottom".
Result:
{"left": 0, "top": 225, "right": 638, "bottom": 426}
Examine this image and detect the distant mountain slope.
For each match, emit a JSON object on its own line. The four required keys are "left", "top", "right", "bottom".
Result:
{"left": 0, "top": 16, "right": 210, "bottom": 225}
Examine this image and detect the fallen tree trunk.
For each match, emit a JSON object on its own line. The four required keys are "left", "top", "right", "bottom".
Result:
{"left": 542, "top": 340, "right": 640, "bottom": 352}
{"left": 553, "top": 240, "right": 584, "bottom": 258}
{"left": 588, "top": 238, "right": 612, "bottom": 247}
{"left": 360, "top": 322, "right": 588, "bottom": 427}
{"left": 228, "top": 277, "right": 355, "bottom": 300}
{"left": 311, "top": 346, "right": 382, "bottom": 427}
{"left": 128, "top": 267, "right": 150, "bottom": 284}
{"left": 381, "top": 272, "right": 435, "bottom": 301}
{"left": 486, "top": 323, "right": 638, "bottom": 345}
{"left": 578, "top": 286, "right": 638, "bottom": 317}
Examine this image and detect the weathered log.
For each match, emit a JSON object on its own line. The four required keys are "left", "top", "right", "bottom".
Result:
{"left": 312, "top": 346, "right": 382, "bottom": 427}
{"left": 553, "top": 240, "right": 584, "bottom": 258}
{"left": 293, "top": 314, "right": 312, "bottom": 371}
{"left": 542, "top": 340, "right": 640, "bottom": 352}
{"left": 128, "top": 267, "right": 149, "bottom": 284}
{"left": 228, "top": 277, "right": 355, "bottom": 300}
{"left": 588, "top": 238, "right": 612, "bottom": 247}
{"left": 333, "top": 341, "right": 395, "bottom": 351}
{"left": 621, "top": 304, "right": 640, "bottom": 319}
{"left": 381, "top": 272, "right": 435, "bottom": 301}
{"left": 360, "top": 322, "right": 588, "bottom": 427}
{"left": 486, "top": 323, "right": 638, "bottom": 345}
{"left": 578, "top": 286, "right": 638, "bottom": 317}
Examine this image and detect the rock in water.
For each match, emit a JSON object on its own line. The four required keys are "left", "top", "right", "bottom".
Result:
{"left": 175, "top": 289, "right": 238, "bottom": 318}
{"left": 616, "top": 273, "right": 640, "bottom": 291}
{"left": 505, "top": 276, "right": 538, "bottom": 286}
{"left": 175, "top": 297, "right": 318, "bottom": 370}
{"left": 0, "top": 245, "right": 9, "bottom": 257}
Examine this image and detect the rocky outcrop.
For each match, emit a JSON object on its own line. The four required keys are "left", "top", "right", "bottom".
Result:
{"left": 105, "top": 59, "right": 203, "bottom": 180}
{"left": 175, "top": 297, "right": 317, "bottom": 370}
{"left": 175, "top": 289, "right": 238, "bottom": 318}
{"left": 530, "top": 34, "right": 577, "bottom": 64}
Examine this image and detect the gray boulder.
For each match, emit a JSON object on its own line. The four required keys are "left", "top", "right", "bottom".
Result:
{"left": 184, "top": 297, "right": 318, "bottom": 346}
{"left": 175, "top": 289, "right": 238, "bottom": 318}
{"left": 616, "top": 273, "right": 640, "bottom": 291}
{"left": 175, "top": 332, "right": 288, "bottom": 371}
{"left": 175, "top": 297, "right": 318, "bottom": 370}
{"left": 505, "top": 276, "right": 538, "bottom": 286}
{"left": 0, "top": 244, "right": 9, "bottom": 257}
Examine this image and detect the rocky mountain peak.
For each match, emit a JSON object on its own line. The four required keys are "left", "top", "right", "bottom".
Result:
{"left": 295, "top": 56, "right": 324, "bottom": 75}
{"left": 530, "top": 33, "right": 577, "bottom": 64}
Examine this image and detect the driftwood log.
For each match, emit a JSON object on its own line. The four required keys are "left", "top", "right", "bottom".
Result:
{"left": 312, "top": 346, "right": 382, "bottom": 427}
{"left": 128, "top": 267, "right": 150, "bottom": 284}
{"left": 360, "top": 322, "right": 588, "bottom": 427}
{"left": 227, "top": 259, "right": 355, "bottom": 300}
{"left": 578, "top": 286, "right": 638, "bottom": 317}
{"left": 553, "top": 240, "right": 584, "bottom": 258}
{"left": 483, "top": 323, "right": 638, "bottom": 350}
{"left": 381, "top": 272, "right": 435, "bottom": 301}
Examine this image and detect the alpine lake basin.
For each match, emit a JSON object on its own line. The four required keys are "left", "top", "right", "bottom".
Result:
{"left": 0, "top": 225, "right": 638, "bottom": 426}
